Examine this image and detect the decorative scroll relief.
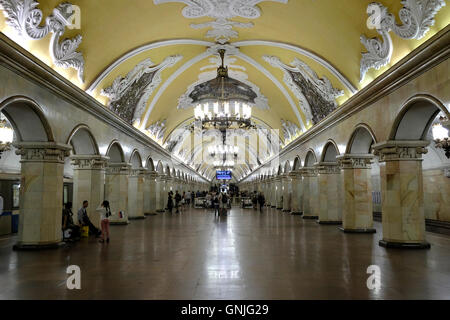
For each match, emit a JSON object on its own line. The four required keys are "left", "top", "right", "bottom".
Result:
{"left": 154, "top": 0, "right": 288, "bottom": 44}
{"left": 0, "top": 0, "right": 85, "bottom": 83}
{"left": 146, "top": 119, "right": 167, "bottom": 144}
{"left": 360, "top": 0, "right": 446, "bottom": 82}
{"left": 281, "top": 119, "right": 300, "bottom": 143}
{"left": 100, "top": 55, "right": 182, "bottom": 125}
{"left": 263, "top": 55, "right": 344, "bottom": 125}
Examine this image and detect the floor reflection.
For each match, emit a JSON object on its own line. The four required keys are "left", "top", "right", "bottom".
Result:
{"left": 0, "top": 207, "right": 450, "bottom": 299}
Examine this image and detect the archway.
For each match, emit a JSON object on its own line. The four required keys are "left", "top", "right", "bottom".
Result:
{"left": 374, "top": 94, "right": 450, "bottom": 248}
{"left": 105, "top": 141, "right": 129, "bottom": 222}
{"left": 66, "top": 125, "right": 104, "bottom": 225}
{"left": 320, "top": 140, "right": 339, "bottom": 163}
{"left": 0, "top": 97, "right": 70, "bottom": 249}
{"left": 128, "top": 149, "right": 145, "bottom": 219}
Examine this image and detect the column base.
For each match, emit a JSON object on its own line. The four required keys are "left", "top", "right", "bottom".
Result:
{"left": 128, "top": 216, "right": 146, "bottom": 220}
{"left": 338, "top": 227, "right": 376, "bottom": 233}
{"left": 291, "top": 211, "right": 302, "bottom": 215}
{"left": 317, "top": 220, "right": 342, "bottom": 225}
{"left": 302, "top": 215, "right": 318, "bottom": 219}
{"left": 13, "top": 241, "right": 63, "bottom": 251}
{"left": 144, "top": 212, "right": 158, "bottom": 216}
{"left": 379, "top": 240, "right": 430, "bottom": 249}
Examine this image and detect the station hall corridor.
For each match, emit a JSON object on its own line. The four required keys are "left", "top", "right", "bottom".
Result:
{"left": 1, "top": 207, "right": 450, "bottom": 300}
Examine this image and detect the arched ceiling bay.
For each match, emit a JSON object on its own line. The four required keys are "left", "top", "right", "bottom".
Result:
{"left": 1, "top": 0, "right": 448, "bottom": 180}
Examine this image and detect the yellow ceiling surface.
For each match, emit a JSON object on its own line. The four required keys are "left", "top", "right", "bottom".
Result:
{"left": 0, "top": 0, "right": 449, "bottom": 180}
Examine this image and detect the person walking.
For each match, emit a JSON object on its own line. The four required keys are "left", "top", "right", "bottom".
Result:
{"left": 167, "top": 192, "right": 174, "bottom": 214}
{"left": 97, "top": 200, "right": 111, "bottom": 243}
{"left": 258, "top": 192, "right": 266, "bottom": 213}
{"left": 175, "top": 191, "right": 182, "bottom": 213}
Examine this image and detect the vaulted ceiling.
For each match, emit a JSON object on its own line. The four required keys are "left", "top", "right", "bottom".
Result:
{"left": 0, "top": 0, "right": 448, "bottom": 181}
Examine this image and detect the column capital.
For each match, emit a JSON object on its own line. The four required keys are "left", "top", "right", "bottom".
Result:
{"left": 288, "top": 170, "right": 302, "bottom": 179}
{"left": 145, "top": 170, "right": 159, "bottom": 179}
{"left": 336, "top": 154, "right": 373, "bottom": 169}
{"left": 130, "top": 167, "right": 148, "bottom": 177}
{"left": 373, "top": 140, "right": 429, "bottom": 162}
{"left": 300, "top": 167, "right": 318, "bottom": 176}
{"left": 14, "top": 142, "right": 71, "bottom": 163}
{"left": 70, "top": 155, "right": 109, "bottom": 170}
{"left": 106, "top": 162, "right": 132, "bottom": 175}
{"left": 314, "top": 162, "right": 341, "bottom": 174}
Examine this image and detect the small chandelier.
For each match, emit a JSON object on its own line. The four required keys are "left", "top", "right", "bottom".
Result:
{"left": 432, "top": 116, "right": 450, "bottom": 158}
{"left": 191, "top": 49, "right": 257, "bottom": 131}
{"left": 0, "top": 114, "right": 13, "bottom": 158}
{"left": 208, "top": 144, "right": 239, "bottom": 157}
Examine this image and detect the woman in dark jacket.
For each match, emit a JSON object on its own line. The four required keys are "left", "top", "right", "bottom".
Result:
{"left": 167, "top": 192, "right": 174, "bottom": 214}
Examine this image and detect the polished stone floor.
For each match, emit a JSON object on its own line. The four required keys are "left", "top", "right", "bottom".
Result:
{"left": 1, "top": 206, "right": 450, "bottom": 300}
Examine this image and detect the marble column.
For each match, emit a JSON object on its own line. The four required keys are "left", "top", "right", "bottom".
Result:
{"left": 128, "top": 168, "right": 147, "bottom": 220}
{"left": 13, "top": 142, "right": 71, "bottom": 250}
{"left": 282, "top": 174, "right": 291, "bottom": 212}
{"left": 275, "top": 177, "right": 283, "bottom": 209}
{"left": 301, "top": 167, "right": 319, "bottom": 219}
{"left": 71, "top": 155, "right": 108, "bottom": 229}
{"left": 373, "top": 140, "right": 430, "bottom": 249}
{"left": 290, "top": 171, "right": 302, "bottom": 215}
{"left": 144, "top": 171, "right": 158, "bottom": 215}
{"left": 105, "top": 162, "right": 131, "bottom": 224}
{"left": 156, "top": 175, "right": 166, "bottom": 212}
{"left": 316, "top": 162, "right": 343, "bottom": 224}
{"left": 269, "top": 177, "right": 276, "bottom": 207}
{"left": 337, "top": 154, "right": 376, "bottom": 233}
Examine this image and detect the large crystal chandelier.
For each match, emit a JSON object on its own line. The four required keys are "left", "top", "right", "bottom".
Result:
{"left": 191, "top": 49, "right": 257, "bottom": 131}
{"left": 432, "top": 115, "right": 450, "bottom": 158}
{"left": 0, "top": 113, "right": 13, "bottom": 159}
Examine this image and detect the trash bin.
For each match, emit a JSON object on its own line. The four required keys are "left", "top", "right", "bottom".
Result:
{"left": 11, "top": 213, "right": 19, "bottom": 233}
{"left": 0, "top": 212, "right": 12, "bottom": 235}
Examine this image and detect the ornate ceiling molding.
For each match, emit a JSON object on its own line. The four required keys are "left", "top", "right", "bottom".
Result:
{"left": 360, "top": 0, "right": 446, "bottom": 82}
{"left": 0, "top": 0, "right": 85, "bottom": 82}
{"left": 233, "top": 40, "right": 357, "bottom": 94}
{"left": 142, "top": 48, "right": 304, "bottom": 130}
{"left": 100, "top": 55, "right": 182, "bottom": 125}
{"left": 154, "top": 0, "right": 288, "bottom": 44}
{"left": 263, "top": 55, "right": 344, "bottom": 125}
{"left": 86, "top": 39, "right": 214, "bottom": 93}
{"left": 146, "top": 119, "right": 167, "bottom": 145}
{"left": 281, "top": 119, "right": 300, "bottom": 145}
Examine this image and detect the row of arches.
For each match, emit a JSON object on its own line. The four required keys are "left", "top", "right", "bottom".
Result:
{"left": 0, "top": 96, "right": 200, "bottom": 182}
{"left": 0, "top": 95, "right": 207, "bottom": 250}
{"left": 241, "top": 94, "right": 450, "bottom": 249}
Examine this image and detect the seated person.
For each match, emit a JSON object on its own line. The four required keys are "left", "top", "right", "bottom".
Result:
{"left": 77, "top": 200, "right": 101, "bottom": 237}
